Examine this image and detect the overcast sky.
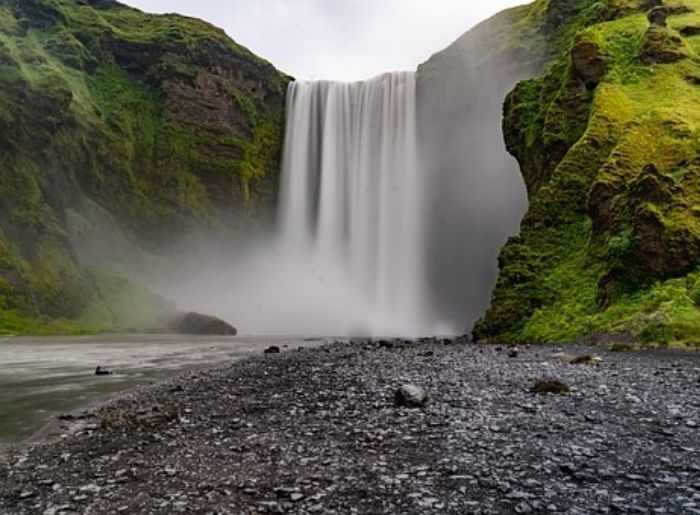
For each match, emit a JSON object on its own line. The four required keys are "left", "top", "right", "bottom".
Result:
{"left": 121, "top": 0, "right": 525, "bottom": 81}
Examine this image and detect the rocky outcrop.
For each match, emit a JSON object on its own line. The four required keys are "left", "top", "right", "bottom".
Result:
{"left": 0, "top": 0, "right": 289, "bottom": 333}
{"left": 476, "top": 0, "right": 700, "bottom": 346}
{"left": 571, "top": 36, "right": 607, "bottom": 89}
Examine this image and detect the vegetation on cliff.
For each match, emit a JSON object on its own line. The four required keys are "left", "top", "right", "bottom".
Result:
{"left": 476, "top": 0, "right": 700, "bottom": 347}
{"left": 0, "top": 0, "right": 288, "bottom": 334}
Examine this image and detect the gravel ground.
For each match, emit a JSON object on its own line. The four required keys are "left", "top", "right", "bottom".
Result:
{"left": 0, "top": 340, "right": 699, "bottom": 514}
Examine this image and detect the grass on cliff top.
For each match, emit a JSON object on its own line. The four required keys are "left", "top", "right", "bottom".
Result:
{"left": 54, "top": 0, "right": 269, "bottom": 65}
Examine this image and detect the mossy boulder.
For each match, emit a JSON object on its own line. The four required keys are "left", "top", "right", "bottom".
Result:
{"left": 174, "top": 312, "right": 237, "bottom": 336}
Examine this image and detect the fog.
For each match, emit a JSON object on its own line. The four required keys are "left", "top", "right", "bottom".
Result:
{"left": 416, "top": 22, "right": 545, "bottom": 331}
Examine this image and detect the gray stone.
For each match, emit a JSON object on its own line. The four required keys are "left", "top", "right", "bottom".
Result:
{"left": 394, "top": 384, "right": 428, "bottom": 408}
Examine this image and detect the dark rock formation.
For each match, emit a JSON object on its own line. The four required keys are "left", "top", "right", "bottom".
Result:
{"left": 530, "top": 378, "right": 570, "bottom": 395}
{"left": 175, "top": 312, "right": 237, "bottom": 336}
{"left": 642, "top": 26, "right": 691, "bottom": 64}
{"left": 571, "top": 36, "right": 606, "bottom": 89}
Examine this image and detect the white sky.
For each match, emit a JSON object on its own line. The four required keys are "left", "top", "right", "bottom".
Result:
{"left": 121, "top": 0, "right": 526, "bottom": 81}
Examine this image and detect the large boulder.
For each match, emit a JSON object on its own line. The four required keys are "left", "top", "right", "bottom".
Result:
{"left": 174, "top": 312, "right": 237, "bottom": 336}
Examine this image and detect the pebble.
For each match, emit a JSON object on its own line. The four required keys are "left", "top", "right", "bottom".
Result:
{"left": 0, "top": 342, "right": 698, "bottom": 514}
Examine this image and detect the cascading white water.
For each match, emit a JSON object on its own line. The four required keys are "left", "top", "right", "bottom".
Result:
{"left": 278, "top": 72, "right": 429, "bottom": 336}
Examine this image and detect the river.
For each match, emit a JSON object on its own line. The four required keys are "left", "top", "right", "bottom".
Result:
{"left": 0, "top": 334, "right": 321, "bottom": 449}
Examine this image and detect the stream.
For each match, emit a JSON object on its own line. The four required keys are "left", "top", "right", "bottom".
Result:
{"left": 0, "top": 334, "right": 321, "bottom": 448}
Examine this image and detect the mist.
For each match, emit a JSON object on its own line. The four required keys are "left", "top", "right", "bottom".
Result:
{"left": 71, "top": 9, "right": 544, "bottom": 338}
{"left": 416, "top": 22, "right": 544, "bottom": 332}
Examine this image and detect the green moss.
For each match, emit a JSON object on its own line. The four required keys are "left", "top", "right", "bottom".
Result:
{"left": 478, "top": 0, "right": 700, "bottom": 346}
{"left": 0, "top": 0, "right": 289, "bottom": 333}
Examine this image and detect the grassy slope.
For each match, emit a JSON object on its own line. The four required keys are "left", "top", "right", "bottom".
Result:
{"left": 476, "top": 0, "right": 700, "bottom": 347}
{"left": 0, "top": 0, "right": 288, "bottom": 334}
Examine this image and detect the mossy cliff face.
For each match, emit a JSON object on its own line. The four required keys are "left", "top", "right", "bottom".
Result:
{"left": 0, "top": 0, "right": 289, "bottom": 333}
{"left": 476, "top": 0, "right": 700, "bottom": 346}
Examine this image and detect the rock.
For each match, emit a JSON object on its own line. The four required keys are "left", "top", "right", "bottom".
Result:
{"left": 508, "top": 349, "right": 519, "bottom": 358}
{"left": 647, "top": 5, "right": 692, "bottom": 28}
{"left": 530, "top": 378, "right": 570, "bottom": 395}
{"left": 394, "top": 384, "right": 428, "bottom": 408}
{"left": 95, "top": 366, "right": 113, "bottom": 376}
{"left": 174, "top": 312, "right": 237, "bottom": 336}
{"left": 265, "top": 346, "right": 281, "bottom": 355}
{"left": 570, "top": 355, "right": 602, "bottom": 365}
{"left": 571, "top": 35, "right": 607, "bottom": 89}
{"left": 79, "top": 484, "right": 101, "bottom": 494}
{"left": 648, "top": 7, "right": 669, "bottom": 27}
{"left": 258, "top": 501, "right": 283, "bottom": 513}
{"left": 643, "top": 26, "right": 690, "bottom": 64}
{"left": 680, "top": 25, "right": 700, "bottom": 37}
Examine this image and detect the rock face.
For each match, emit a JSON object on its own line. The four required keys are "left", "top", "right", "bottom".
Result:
{"left": 0, "top": 0, "right": 289, "bottom": 333}
{"left": 175, "top": 312, "right": 237, "bottom": 336}
{"left": 571, "top": 36, "right": 607, "bottom": 88}
{"left": 476, "top": 0, "right": 700, "bottom": 346}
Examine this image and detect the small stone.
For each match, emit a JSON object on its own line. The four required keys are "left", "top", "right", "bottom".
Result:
{"left": 265, "top": 346, "right": 281, "bottom": 355}
{"left": 394, "top": 384, "right": 428, "bottom": 408}
{"left": 531, "top": 378, "right": 570, "bottom": 395}
{"left": 79, "top": 484, "right": 101, "bottom": 495}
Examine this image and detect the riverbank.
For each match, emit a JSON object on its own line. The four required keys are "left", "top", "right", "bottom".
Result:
{"left": 1, "top": 341, "right": 699, "bottom": 514}
{"left": 0, "top": 335, "right": 322, "bottom": 449}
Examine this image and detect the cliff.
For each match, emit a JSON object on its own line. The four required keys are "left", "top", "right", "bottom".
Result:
{"left": 475, "top": 0, "right": 700, "bottom": 347}
{"left": 0, "top": 0, "right": 289, "bottom": 333}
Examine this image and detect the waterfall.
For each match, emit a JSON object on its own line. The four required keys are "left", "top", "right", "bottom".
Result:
{"left": 278, "top": 72, "right": 428, "bottom": 336}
